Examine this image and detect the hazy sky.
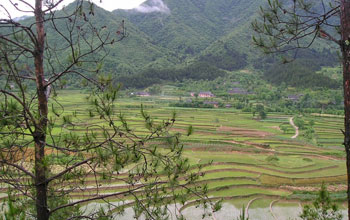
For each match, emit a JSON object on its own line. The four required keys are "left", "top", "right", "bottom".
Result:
{"left": 0, "top": 0, "right": 147, "bottom": 19}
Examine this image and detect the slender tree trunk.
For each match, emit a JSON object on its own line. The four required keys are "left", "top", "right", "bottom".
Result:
{"left": 34, "top": 0, "right": 49, "bottom": 219}
{"left": 341, "top": 1, "right": 350, "bottom": 219}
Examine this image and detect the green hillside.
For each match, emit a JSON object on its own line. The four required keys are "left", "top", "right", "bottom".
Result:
{"left": 47, "top": 2, "right": 183, "bottom": 76}
{"left": 18, "top": 0, "right": 340, "bottom": 89}
{"left": 113, "top": 0, "right": 339, "bottom": 88}
{"left": 72, "top": 5, "right": 180, "bottom": 74}
{"left": 115, "top": 0, "right": 265, "bottom": 64}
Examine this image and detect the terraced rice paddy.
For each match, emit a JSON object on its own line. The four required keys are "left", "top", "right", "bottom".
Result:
{"left": 1, "top": 90, "right": 347, "bottom": 219}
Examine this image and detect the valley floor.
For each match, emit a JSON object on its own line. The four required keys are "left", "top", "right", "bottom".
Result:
{"left": 1, "top": 90, "right": 347, "bottom": 219}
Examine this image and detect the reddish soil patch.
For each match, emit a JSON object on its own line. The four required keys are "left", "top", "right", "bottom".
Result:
{"left": 280, "top": 184, "right": 347, "bottom": 192}
{"left": 224, "top": 140, "right": 274, "bottom": 152}
{"left": 170, "top": 128, "right": 187, "bottom": 133}
{"left": 1, "top": 147, "right": 58, "bottom": 163}
{"left": 170, "top": 127, "right": 215, "bottom": 136}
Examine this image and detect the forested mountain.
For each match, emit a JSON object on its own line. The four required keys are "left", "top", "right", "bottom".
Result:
{"left": 113, "top": 0, "right": 339, "bottom": 88}
{"left": 34, "top": 0, "right": 341, "bottom": 88}
{"left": 115, "top": 0, "right": 262, "bottom": 57}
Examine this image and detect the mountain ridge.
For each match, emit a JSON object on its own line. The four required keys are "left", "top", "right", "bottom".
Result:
{"left": 17, "top": 0, "right": 341, "bottom": 89}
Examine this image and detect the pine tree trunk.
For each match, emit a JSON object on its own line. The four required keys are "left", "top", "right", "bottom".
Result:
{"left": 34, "top": 0, "right": 49, "bottom": 219}
{"left": 341, "top": 1, "right": 350, "bottom": 219}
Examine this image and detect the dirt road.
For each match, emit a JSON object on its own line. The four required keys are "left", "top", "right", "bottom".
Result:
{"left": 290, "top": 117, "right": 299, "bottom": 139}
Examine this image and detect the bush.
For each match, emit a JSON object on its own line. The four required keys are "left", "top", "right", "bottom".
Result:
{"left": 302, "top": 158, "right": 313, "bottom": 162}
{"left": 266, "top": 155, "right": 279, "bottom": 163}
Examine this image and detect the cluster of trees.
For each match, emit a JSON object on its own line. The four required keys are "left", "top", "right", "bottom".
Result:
{"left": 252, "top": 104, "right": 267, "bottom": 119}
{"left": 117, "top": 62, "right": 226, "bottom": 88}
{"left": 253, "top": 48, "right": 340, "bottom": 89}
{"left": 169, "top": 100, "right": 223, "bottom": 109}
{"left": 265, "top": 60, "right": 340, "bottom": 89}
{"left": 253, "top": 37, "right": 340, "bottom": 88}
{"left": 293, "top": 117, "right": 316, "bottom": 141}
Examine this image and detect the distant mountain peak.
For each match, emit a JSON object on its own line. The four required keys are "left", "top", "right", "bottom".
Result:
{"left": 134, "top": 0, "right": 170, "bottom": 14}
{"left": 13, "top": 15, "right": 31, "bottom": 22}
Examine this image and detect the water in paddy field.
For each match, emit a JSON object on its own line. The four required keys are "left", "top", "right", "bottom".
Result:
{"left": 112, "top": 204, "right": 241, "bottom": 220}
{"left": 81, "top": 202, "right": 348, "bottom": 220}
{"left": 248, "top": 204, "right": 348, "bottom": 220}
{"left": 180, "top": 203, "right": 296, "bottom": 220}
{"left": 343, "top": 210, "right": 349, "bottom": 220}
{"left": 182, "top": 203, "right": 349, "bottom": 220}
{"left": 0, "top": 200, "right": 346, "bottom": 219}
{"left": 181, "top": 203, "right": 241, "bottom": 219}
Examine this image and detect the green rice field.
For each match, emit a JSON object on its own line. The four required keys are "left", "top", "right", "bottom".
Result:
{"left": 1, "top": 90, "right": 347, "bottom": 219}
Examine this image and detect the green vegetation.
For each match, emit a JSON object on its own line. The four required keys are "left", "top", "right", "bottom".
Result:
{"left": 0, "top": 89, "right": 347, "bottom": 217}
{"left": 27, "top": 92, "right": 349, "bottom": 200}
{"left": 236, "top": 205, "right": 249, "bottom": 220}
{"left": 117, "top": 62, "right": 226, "bottom": 88}
{"left": 2, "top": 0, "right": 348, "bottom": 218}
{"left": 11, "top": 0, "right": 339, "bottom": 91}
{"left": 263, "top": 59, "right": 339, "bottom": 89}
{"left": 300, "top": 184, "right": 343, "bottom": 220}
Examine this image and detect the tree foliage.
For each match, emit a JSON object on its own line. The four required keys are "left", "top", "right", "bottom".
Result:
{"left": 252, "top": 0, "right": 340, "bottom": 53}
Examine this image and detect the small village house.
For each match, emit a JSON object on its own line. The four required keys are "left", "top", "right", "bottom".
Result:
{"left": 286, "top": 94, "right": 303, "bottom": 102}
{"left": 198, "top": 91, "right": 215, "bottom": 98}
{"left": 131, "top": 91, "right": 151, "bottom": 97}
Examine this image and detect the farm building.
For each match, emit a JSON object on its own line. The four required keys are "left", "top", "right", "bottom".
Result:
{"left": 198, "top": 91, "right": 215, "bottom": 98}
{"left": 286, "top": 94, "right": 303, "bottom": 102}
{"left": 131, "top": 91, "right": 150, "bottom": 97}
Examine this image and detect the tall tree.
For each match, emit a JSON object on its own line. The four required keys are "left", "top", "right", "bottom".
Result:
{"left": 252, "top": 0, "right": 350, "bottom": 218}
{"left": 0, "top": 1, "right": 210, "bottom": 219}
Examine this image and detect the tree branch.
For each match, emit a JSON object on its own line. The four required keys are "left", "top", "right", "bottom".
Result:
{"left": 0, "top": 160, "right": 35, "bottom": 179}
{"left": 41, "top": 157, "right": 94, "bottom": 185}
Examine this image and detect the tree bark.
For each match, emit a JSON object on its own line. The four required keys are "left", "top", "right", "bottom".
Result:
{"left": 34, "top": 0, "right": 49, "bottom": 219}
{"left": 341, "top": 1, "right": 350, "bottom": 219}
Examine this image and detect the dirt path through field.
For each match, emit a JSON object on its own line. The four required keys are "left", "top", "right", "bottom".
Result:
{"left": 270, "top": 200, "right": 279, "bottom": 220}
{"left": 246, "top": 197, "right": 260, "bottom": 217}
{"left": 290, "top": 117, "right": 299, "bottom": 139}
